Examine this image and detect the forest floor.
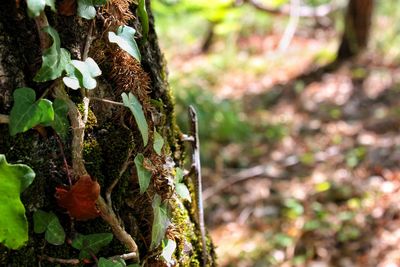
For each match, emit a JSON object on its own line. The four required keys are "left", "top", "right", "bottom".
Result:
{"left": 160, "top": 15, "right": 400, "bottom": 267}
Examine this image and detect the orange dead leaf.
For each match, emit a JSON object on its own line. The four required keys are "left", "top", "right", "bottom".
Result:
{"left": 55, "top": 175, "right": 100, "bottom": 220}
{"left": 59, "top": 0, "right": 77, "bottom": 16}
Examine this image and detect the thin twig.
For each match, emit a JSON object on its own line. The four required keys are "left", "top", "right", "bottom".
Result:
{"left": 90, "top": 97, "right": 125, "bottom": 106}
{"left": 109, "top": 252, "right": 137, "bottom": 261}
{"left": 106, "top": 148, "right": 134, "bottom": 206}
{"left": 54, "top": 133, "right": 73, "bottom": 186}
{"left": 34, "top": 12, "right": 51, "bottom": 50}
{"left": 38, "top": 255, "right": 80, "bottom": 265}
{"left": 187, "top": 106, "right": 208, "bottom": 267}
{"left": 82, "top": 19, "right": 96, "bottom": 61}
{"left": 0, "top": 114, "right": 9, "bottom": 124}
{"left": 278, "top": 0, "right": 301, "bottom": 51}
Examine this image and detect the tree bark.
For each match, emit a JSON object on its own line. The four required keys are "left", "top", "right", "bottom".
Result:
{"left": 337, "top": 0, "right": 374, "bottom": 60}
{"left": 0, "top": 0, "right": 215, "bottom": 266}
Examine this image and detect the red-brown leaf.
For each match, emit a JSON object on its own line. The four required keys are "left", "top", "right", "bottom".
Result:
{"left": 56, "top": 175, "right": 100, "bottom": 221}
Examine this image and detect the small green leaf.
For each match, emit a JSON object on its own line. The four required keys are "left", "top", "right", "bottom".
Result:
{"left": 176, "top": 183, "right": 191, "bottom": 202}
{"left": 9, "top": 88, "right": 54, "bottom": 136}
{"left": 77, "top": 0, "right": 107, "bottom": 19}
{"left": 0, "top": 155, "right": 35, "bottom": 250}
{"left": 33, "top": 210, "right": 52, "bottom": 234}
{"left": 108, "top": 26, "right": 141, "bottom": 61}
{"left": 72, "top": 233, "right": 113, "bottom": 259}
{"left": 161, "top": 239, "right": 176, "bottom": 265}
{"left": 50, "top": 99, "right": 69, "bottom": 139}
{"left": 174, "top": 168, "right": 191, "bottom": 202}
{"left": 122, "top": 93, "right": 148, "bottom": 146}
{"left": 153, "top": 130, "right": 164, "bottom": 155}
{"left": 45, "top": 215, "right": 65, "bottom": 245}
{"left": 26, "top": 0, "right": 55, "bottom": 17}
{"left": 151, "top": 194, "right": 170, "bottom": 250}
{"left": 63, "top": 58, "right": 101, "bottom": 90}
{"left": 175, "top": 168, "right": 184, "bottom": 183}
{"left": 33, "top": 210, "right": 65, "bottom": 245}
{"left": 34, "top": 27, "right": 71, "bottom": 82}
{"left": 134, "top": 153, "right": 152, "bottom": 194}
{"left": 98, "top": 258, "right": 126, "bottom": 267}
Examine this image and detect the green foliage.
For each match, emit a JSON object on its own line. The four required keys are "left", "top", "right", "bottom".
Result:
{"left": 98, "top": 257, "right": 126, "bottom": 267}
{"left": 108, "top": 25, "right": 141, "bottom": 62}
{"left": 346, "top": 147, "right": 367, "bottom": 168}
{"left": 72, "top": 233, "right": 113, "bottom": 259}
{"left": 33, "top": 210, "right": 65, "bottom": 245}
{"left": 137, "top": 0, "right": 149, "bottom": 43}
{"left": 134, "top": 153, "right": 152, "bottom": 194}
{"left": 63, "top": 57, "right": 102, "bottom": 90}
{"left": 161, "top": 239, "right": 177, "bottom": 265}
{"left": 26, "top": 0, "right": 55, "bottom": 17}
{"left": 77, "top": 0, "right": 108, "bottom": 19}
{"left": 46, "top": 98, "right": 70, "bottom": 140}
{"left": 174, "top": 168, "right": 191, "bottom": 202}
{"left": 122, "top": 93, "right": 149, "bottom": 146}
{"left": 151, "top": 194, "right": 170, "bottom": 250}
{"left": 153, "top": 130, "right": 164, "bottom": 155}
{"left": 9, "top": 88, "right": 54, "bottom": 136}
{"left": 0, "top": 155, "right": 35, "bottom": 249}
{"left": 34, "top": 27, "right": 71, "bottom": 82}
{"left": 283, "top": 198, "right": 304, "bottom": 219}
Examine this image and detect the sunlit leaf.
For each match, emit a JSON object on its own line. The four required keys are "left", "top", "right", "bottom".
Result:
{"left": 0, "top": 155, "right": 35, "bottom": 249}
{"left": 9, "top": 88, "right": 54, "bottom": 136}
{"left": 26, "top": 0, "right": 56, "bottom": 17}
{"left": 153, "top": 130, "right": 164, "bottom": 155}
{"left": 72, "top": 233, "right": 113, "bottom": 259}
{"left": 161, "top": 239, "right": 176, "bottom": 265}
{"left": 151, "top": 194, "right": 170, "bottom": 250}
{"left": 134, "top": 153, "right": 152, "bottom": 194}
{"left": 174, "top": 168, "right": 191, "bottom": 202}
{"left": 63, "top": 57, "right": 101, "bottom": 90}
{"left": 34, "top": 27, "right": 71, "bottom": 82}
{"left": 122, "top": 93, "right": 148, "bottom": 146}
{"left": 108, "top": 26, "right": 141, "bottom": 61}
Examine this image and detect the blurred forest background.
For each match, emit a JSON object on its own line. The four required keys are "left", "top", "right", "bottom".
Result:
{"left": 153, "top": 0, "right": 400, "bottom": 266}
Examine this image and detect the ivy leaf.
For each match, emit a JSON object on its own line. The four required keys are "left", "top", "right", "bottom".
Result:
{"left": 161, "top": 239, "right": 177, "bottom": 265}
{"left": 122, "top": 93, "right": 148, "bottom": 146}
{"left": 33, "top": 210, "right": 65, "bottom": 245}
{"left": 49, "top": 99, "right": 69, "bottom": 139}
{"left": 153, "top": 130, "right": 164, "bottom": 156}
{"left": 26, "top": 0, "right": 56, "bottom": 17}
{"left": 9, "top": 88, "right": 54, "bottom": 136}
{"left": 151, "top": 194, "right": 170, "bottom": 250}
{"left": 34, "top": 27, "right": 71, "bottom": 82}
{"left": 0, "top": 155, "right": 35, "bottom": 249}
{"left": 98, "top": 258, "right": 126, "bottom": 267}
{"left": 63, "top": 57, "right": 101, "bottom": 90}
{"left": 108, "top": 26, "right": 141, "bottom": 61}
{"left": 134, "top": 153, "right": 152, "bottom": 194}
{"left": 174, "top": 168, "right": 191, "bottom": 202}
{"left": 77, "top": 0, "right": 107, "bottom": 19}
{"left": 72, "top": 233, "right": 113, "bottom": 259}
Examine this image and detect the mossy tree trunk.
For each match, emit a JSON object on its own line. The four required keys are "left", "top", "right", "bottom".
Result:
{"left": 0, "top": 0, "right": 215, "bottom": 266}
{"left": 337, "top": 0, "right": 374, "bottom": 60}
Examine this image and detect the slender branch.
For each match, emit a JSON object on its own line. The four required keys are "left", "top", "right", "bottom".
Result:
{"left": 82, "top": 19, "right": 96, "bottom": 60}
{"left": 187, "top": 106, "right": 208, "bottom": 267}
{"left": 38, "top": 255, "right": 80, "bottom": 265}
{"left": 34, "top": 12, "right": 51, "bottom": 50}
{"left": 0, "top": 114, "right": 9, "bottom": 124}
{"left": 90, "top": 97, "right": 125, "bottom": 106}
{"left": 109, "top": 252, "right": 137, "bottom": 261}
{"left": 278, "top": 0, "right": 300, "bottom": 51}
{"left": 106, "top": 148, "right": 134, "bottom": 206}
{"left": 242, "top": 0, "right": 339, "bottom": 18}
{"left": 97, "top": 196, "right": 139, "bottom": 257}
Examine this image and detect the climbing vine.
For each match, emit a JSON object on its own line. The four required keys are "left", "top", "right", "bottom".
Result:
{"left": 0, "top": 0, "right": 198, "bottom": 266}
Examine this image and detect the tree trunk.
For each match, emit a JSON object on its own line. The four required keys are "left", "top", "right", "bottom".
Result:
{"left": 0, "top": 0, "right": 215, "bottom": 266}
{"left": 337, "top": 0, "right": 374, "bottom": 60}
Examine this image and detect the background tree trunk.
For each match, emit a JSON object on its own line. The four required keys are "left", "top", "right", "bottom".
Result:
{"left": 337, "top": 0, "right": 374, "bottom": 60}
{"left": 0, "top": 0, "right": 215, "bottom": 266}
